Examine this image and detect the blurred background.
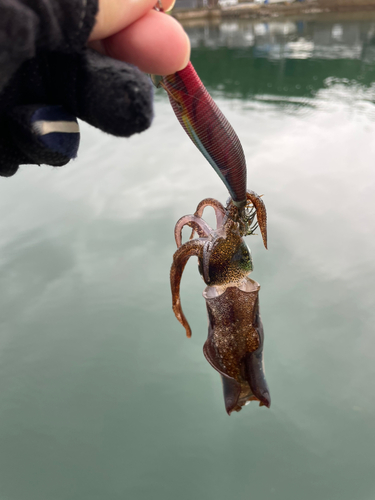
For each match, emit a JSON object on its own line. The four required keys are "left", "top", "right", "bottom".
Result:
{"left": 0, "top": 7, "right": 374, "bottom": 500}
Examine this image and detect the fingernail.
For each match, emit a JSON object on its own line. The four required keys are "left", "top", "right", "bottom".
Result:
{"left": 165, "top": 0, "right": 176, "bottom": 12}
{"left": 177, "top": 32, "right": 191, "bottom": 71}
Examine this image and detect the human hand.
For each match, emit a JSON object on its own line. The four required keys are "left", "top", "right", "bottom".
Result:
{"left": 0, "top": 0, "right": 190, "bottom": 177}
{"left": 89, "top": 0, "right": 191, "bottom": 75}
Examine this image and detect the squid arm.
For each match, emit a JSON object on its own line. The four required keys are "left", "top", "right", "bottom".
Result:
{"left": 246, "top": 190, "right": 268, "bottom": 249}
{"left": 190, "top": 198, "right": 226, "bottom": 240}
{"left": 174, "top": 215, "right": 212, "bottom": 248}
{"left": 170, "top": 239, "right": 206, "bottom": 338}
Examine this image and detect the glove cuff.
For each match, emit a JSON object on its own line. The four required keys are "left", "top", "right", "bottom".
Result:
{"left": 8, "top": 104, "right": 80, "bottom": 167}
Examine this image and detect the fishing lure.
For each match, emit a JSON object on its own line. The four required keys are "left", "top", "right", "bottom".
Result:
{"left": 171, "top": 192, "right": 270, "bottom": 414}
{"left": 152, "top": 63, "right": 247, "bottom": 208}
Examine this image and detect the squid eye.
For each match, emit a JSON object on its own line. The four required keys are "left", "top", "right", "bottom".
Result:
{"left": 231, "top": 242, "right": 253, "bottom": 273}
{"left": 198, "top": 239, "right": 253, "bottom": 286}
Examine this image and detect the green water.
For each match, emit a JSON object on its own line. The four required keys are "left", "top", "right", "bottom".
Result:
{"left": 0, "top": 14, "right": 374, "bottom": 500}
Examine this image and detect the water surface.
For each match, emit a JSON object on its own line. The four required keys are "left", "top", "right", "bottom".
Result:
{"left": 0, "top": 14, "right": 374, "bottom": 500}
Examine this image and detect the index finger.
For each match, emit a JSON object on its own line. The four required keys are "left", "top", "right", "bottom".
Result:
{"left": 89, "top": 0, "right": 176, "bottom": 41}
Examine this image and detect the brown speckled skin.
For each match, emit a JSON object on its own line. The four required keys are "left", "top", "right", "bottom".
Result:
{"left": 170, "top": 191, "right": 270, "bottom": 414}
{"left": 199, "top": 220, "right": 253, "bottom": 286}
{"left": 170, "top": 239, "right": 206, "bottom": 338}
{"left": 204, "top": 281, "right": 260, "bottom": 382}
{"left": 203, "top": 279, "right": 270, "bottom": 414}
{"left": 171, "top": 191, "right": 267, "bottom": 337}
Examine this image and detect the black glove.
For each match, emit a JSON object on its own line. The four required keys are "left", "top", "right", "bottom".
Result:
{"left": 0, "top": 0, "right": 154, "bottom": 177}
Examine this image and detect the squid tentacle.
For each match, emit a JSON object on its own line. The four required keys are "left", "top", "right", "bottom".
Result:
{"left": 174, "top": 215, "right": 212, "bottom": 248}
{"left": 246, "top": 190, "right": 268, "bottom": 249}
{"left": 170, "top": 239, "right": 206, "bottom": 338}
{"left": 189, "top": 198, "right": 226, "bottom": 240}
{"left": 194, "top": 198, "right": 226, "bottom": 227}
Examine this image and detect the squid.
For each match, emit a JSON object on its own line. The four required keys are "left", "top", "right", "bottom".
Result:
{"left": 153, "top": 56, "right": 270, "bottom": 414}
{"left": 171, "top": 192, "right": 270, "bottom": 415}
